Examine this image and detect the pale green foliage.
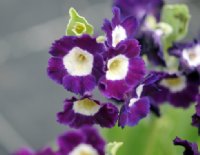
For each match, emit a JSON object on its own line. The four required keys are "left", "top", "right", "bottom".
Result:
{"left": 162, "top": 4, "right": 191, "bottom": 43}
{"left": 66, "top": 7, "right": 94, "bottom": 36}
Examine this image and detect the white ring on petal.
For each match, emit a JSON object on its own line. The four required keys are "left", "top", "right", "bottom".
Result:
{"left": 73, "top": 98, "right": 100, "bottom": 116}
{"left": 182, "top": 45, "right": 200, "bottom": 67}
{"left": 129, "top": 84, "right": 144, "bottom": 107}
{"left": 69, "top": 143, "right": 98, "bottom": 155}
{"left": 160, "top": 76, "right": 187, "bottom": 93}
{"left": 63, "top": 47, "right": 94, "bottom": 76}
{"left": 106, "top": 54, "right": 129, "bottom": 81}
{"left": 112, "top": 25, "right": 127, "bottom": 47}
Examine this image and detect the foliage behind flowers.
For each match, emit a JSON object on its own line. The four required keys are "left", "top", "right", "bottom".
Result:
{"left": 14, "top": 0, "right": 200, "bottom": 155}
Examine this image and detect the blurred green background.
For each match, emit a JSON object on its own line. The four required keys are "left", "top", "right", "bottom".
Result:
{"left": 103, "top": 104, "right": 198, "bottom": 155}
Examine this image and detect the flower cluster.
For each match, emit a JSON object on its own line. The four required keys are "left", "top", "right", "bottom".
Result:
{"left": 14, "top": 0, "right": 200, "bottom": 155}
{"left": 47, "top": 6, "right": 151, "bottom": 129}
{"left": 14, "top": 127, "right": 106, "bottom": 155}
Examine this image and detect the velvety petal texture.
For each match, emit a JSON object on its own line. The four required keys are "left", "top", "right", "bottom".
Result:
{"left": 102, "top": 7, "right": 138, "bottom": 47}
{"left": 192, "top": 95, "right": 200, "bottom": 134}
{"left": 47, "top": 34, "right": 105, "bottom": 95}
{"left": 113, "top": 0, "right": 164, "bottom": 23}
{"left": 57, "top": 126, "right": 105, "bottom": 155}
{"left": 99, "top": 40, "right": 146, "bottom": 100}
{"left": 169, "top": 39, "right": 200, "bottom": 73}
{"left": 174, "top": 137, "right": 200, "bottom": 155}
{"left": 137, "top": 30, "right": 166, "bottom": 66}
{"left": 119, "top": 97, "right": 150, "bottom": 128}
{"left": 57, "top": 96, "right": 119, "bottom": 128}
{"left": 14, "top": 127, "right": 105, "bottom": 155}
{"left": 143, "top": 72, "right": 199, "bottom": 109}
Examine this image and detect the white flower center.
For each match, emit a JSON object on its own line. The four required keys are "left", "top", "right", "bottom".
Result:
{"left": 69, "top": 143, "right": 98, "bottom": 155}
{"left": 182, "top": 45, "right": 200, "bottom": 67}
{"left": 160, "top": 76, "right": 186, "bottom": 93}
{"left": 73, "top": 98, "right": 100, "bottom": 116}
{"left": 106, "top": 54, "right": 129, "bottom": 81}
{"left": 63, "top": 47, "right": 94, "bottom": 76}
{"left": 112, "top": 25, "right": 127, "bottom": 47}
{"left": 129, "top": 84, "right": 144, "bottom": 107}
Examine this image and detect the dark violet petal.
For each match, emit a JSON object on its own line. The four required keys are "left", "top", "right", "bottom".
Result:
{"left": 57, "top": 100, "right": 76, "bottom": 126}
{"left": 142, "top": 71, "right": 168, "bottom": 86}
{"left": 49, "top": 36, "right": 76, "bottom": 57}
{"left": 92, "top": 54, "right": 104, "bottom": 81}
{"left": 47, "top": 57, "right": 66, "bottom": 84}
{"left": 125, "top": 57, "right": 146, "bottom": 86}
{"left": 102, "top": 19, "right": 112, "bottom": 46}
{"left": 192, "top": 95, "right": 200, "bottom": 134}
{"left": 99, "top": 77, "right": 131, "bottom": 100}
{"left": 142, "top": 84, "right": 169, "bottom": 105}
{"left": 119, "top": 97, "right": 150, "bottom": 128}
{"left": 95, "top": 103, "right": 119, "bottom": 128}
{"left": 173, "top": 137, "right": 199, "bottom": 155}
{"left": 81, "top": 126, "right": 106, "bottom": 155}
{"left": 57, "top": 130, "right": 85, "bottom": 154}
{"left": 63, "top": 75, "right": 96, "bottom": 95}
{"left": 169, "top": 84, "right": 198, "bottom": 108}
{"left": 115, "top": 39, "right": 141, "bottom": 58}
{"left": 137, "top": 31, "right": 166, "bottom": 66}
{"left": 121, "top": 16, "right": 138, "bottom": 36}
{"left": 111, "top": 7, "right": 121, "bottom": 27}
{"left": 74, "top": 35, "right": 105, "bottom": 55}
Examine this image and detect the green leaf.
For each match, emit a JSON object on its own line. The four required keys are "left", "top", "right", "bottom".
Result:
{"left": 66, "top": 7, "right": 94, "bottom": 36}
{"left": 106, "top": 142, "right": 123, "bottom": 155}
{"left": 161, "top": 4, "right": 191, "bottom": 42}
{"left": 102, "top": 104, "right": 199, "bottom": 155}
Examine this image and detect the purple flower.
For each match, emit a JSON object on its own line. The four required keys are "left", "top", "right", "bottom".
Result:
{"left": 98, "top": 39, "right": 146, "bottom": 100}
{"left": 57, "top": 96, "right": 119, "bottom": 128}
{"left": 169, "top": 39, "right": 200, "bottom": 73}
{"left": 173, "top": 137, "right": 199, "bottom": 155}
{"left": 102, "top": 7, "right": 138, "bottom": 48}
{"left": 118, "top": 84, "right": 150, "bottom": 128}
{"left": 137, "top": 30, "right": 166, "bottom": 66}
{"left": 57, "top": 126, "right": 105, "bottom": 155}
{"left": 113, "top": 0, "right": 164, "bottom": 23}
{"left": 118, "top": 71, "right": 165, "bottom": 127}
{"left": 47, "top": 34, "right": 105, "bottom": 95}
{"left": 192, "top": 95, "right": 200, "bottom": 134}
{"left": 14, "top": 127, "right": 105, "bottom": 155}
{"left": 14, "top": 148, "right": 56, "bottom": 155}
{"left": 143, "top": 72, "right": 199, "bottom": 108}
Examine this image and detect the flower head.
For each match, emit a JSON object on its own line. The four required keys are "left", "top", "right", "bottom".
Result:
{"left": 47, "top": 34, "right": 105, "bottom": 95}
{"left": 137, "top": 30, "right": 166, "bottom": 66}
{"left": 14, "top": 127, "right": 106, "bottom": 155}
{"left": 57, "top": 126, "right": 105, "bottom": 155}
{"left": 169, "top": 39, "right": 200, "bottom": 73}
{"left": 143, "top": 72, "right": 199, "bottom": 108}
{"left": 102, "top": 7, "right": 138, "bottom": 48}
{"left": 57, "top": 96, "right": 119, "bottom": 128}
{"left": 118, "top": 84, "right": 150, "bottom": 128}
{"left": 99, "top": 39, "right": 146, "bottom": 100}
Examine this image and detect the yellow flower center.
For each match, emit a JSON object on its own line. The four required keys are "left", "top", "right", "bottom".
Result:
{"left": 73, "top": 22, "right": 86, "bottom": 35}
